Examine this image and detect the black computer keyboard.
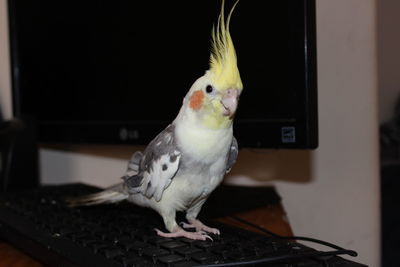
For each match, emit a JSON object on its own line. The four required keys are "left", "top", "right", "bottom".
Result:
{"left": 0, "top": 184, "right": 367, "bottom": 267}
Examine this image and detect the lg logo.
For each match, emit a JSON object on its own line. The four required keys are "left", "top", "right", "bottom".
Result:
{"left": 119, "top": 128, "right": 139, "bottom": 141}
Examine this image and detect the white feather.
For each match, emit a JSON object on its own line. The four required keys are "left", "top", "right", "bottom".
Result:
{"left": 174, "top": 108, "right": 232, "bottom": 163}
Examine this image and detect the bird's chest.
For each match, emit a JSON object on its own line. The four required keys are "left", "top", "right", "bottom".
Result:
{"left": 171, "top": 121, "right": 232, "bottom": 210}
{"left": 172, "top": 156, "right": 227, "bottom": 208}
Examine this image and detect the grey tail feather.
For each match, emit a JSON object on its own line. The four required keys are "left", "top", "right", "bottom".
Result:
{"left": 66, "top": 183, "right": 128, "bottom": 207}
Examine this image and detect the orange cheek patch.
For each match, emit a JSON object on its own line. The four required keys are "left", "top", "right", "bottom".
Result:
{"left": 189, "top": 90, "right": 204, "bottom": 110}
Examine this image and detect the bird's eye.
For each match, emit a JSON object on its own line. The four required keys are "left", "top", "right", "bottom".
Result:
{"left": 205, "top": 85, "right": 214, "bottom": 94}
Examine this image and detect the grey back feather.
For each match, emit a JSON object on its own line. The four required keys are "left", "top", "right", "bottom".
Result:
{"left": 226, "top": 136, "right": 238, "bottom": 173}
{"left": 123, "top": 124, "right": 181, "bottom": 201}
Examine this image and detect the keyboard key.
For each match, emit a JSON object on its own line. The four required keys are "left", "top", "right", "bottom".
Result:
{"left": 119, "top": 240, "right": 152, "bottom": 252}
{"left": 90, "top": 242, "right": 109, "bottom": 253}
{"left": 100, "top": 248, "right": 124, "bottom": 259}
{"left": 190, "top": 251, "right": 220, "bottom": 264}
{"left": 104, "top": 230, "right": 121, "bottom": 240}
{"left": 173, "top": 260, "right": 200, "bottom": 267}
{"left": 142, "top": 247, "right": 170, "bottom": 258}
{"left": 226, "top": 252, "right": 253, "bottom": 263}
{"left": 161, "top": 240, "right": 187, "bottom": 250}
{"left": 57, "top": 227, "right": 76, "bottom": 235}
{"left": 157, "top": 254, "right": 186, "bottom": 265}
{"left": 117, "top": 253, "right": 151, "bottom": 267}
{"left": 252, "top": 245, "right": 276, "bottom": 256}
{"left": 147, "top": 235, "right": 173, "bottom": 245}
{"left": 219, "top": 248, "right": 243, "bottom": 260}
{"left": 194, "top": 240, "right": 216, "bottom": 250}
{"left": 175, "top": 246, "right": 202, "bottom": 257}
{"left": 69, "top": 232, "right": 92, "bottom": 242}
{"left": 79, "top": 238, "right": 98, "bottom": 247}
{"left": 211, "top": 244, "right": 235, "bottom": 258}
{"left": 227, "top": 254, "right": 260, "bottom": 264}
{"left": 179, "top": 237, "right": 199, "bottom": 246}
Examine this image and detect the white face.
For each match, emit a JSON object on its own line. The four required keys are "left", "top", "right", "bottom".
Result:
{"left": 182, "top": 73, "right": 240, "bottom": 129}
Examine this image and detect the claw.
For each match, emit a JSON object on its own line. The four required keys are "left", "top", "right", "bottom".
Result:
{"left": 155, "top": 228, "right": 212, "bottom": 241}
{"left": 182, "top": 220, "right": 220, "bottom": 235}
{"left": 204, "top": 234, "right": 213, "bottom": 241}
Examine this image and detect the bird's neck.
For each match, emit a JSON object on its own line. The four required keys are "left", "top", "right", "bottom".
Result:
{"left": 174, "top": 108, "right": 233, "bottom": 162}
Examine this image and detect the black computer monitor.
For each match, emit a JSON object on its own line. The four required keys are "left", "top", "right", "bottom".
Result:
{"left": 8, "top": 0, "right": 318, "bottom": 149}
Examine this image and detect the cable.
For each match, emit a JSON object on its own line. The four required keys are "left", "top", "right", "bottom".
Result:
{"left": 193, "top": 215, "right": 358, "bottom": 267}
{"left": 196, "top": 249, "right": 357, "bottom": 267}
{"left": 228, "top": 215, "right": 357, "bottom": 256}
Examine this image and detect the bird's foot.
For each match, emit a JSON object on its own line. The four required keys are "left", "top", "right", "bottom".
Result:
{"left": 181, "top": 219, "right": 220, "bottom": 235}
{"left": 155, "top": 228, "right": 212, "bottom": 241}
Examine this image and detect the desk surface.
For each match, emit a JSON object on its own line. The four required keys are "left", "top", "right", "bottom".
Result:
{"left": 0, "top": 204, "right": 292, "bottom": 267}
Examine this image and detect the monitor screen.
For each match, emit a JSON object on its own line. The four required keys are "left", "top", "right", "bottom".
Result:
{"left": 8, "top": 0, "right": 318, "bottom": 148}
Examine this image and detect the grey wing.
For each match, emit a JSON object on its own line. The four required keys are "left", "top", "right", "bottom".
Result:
{"left": 226, "top": 136, "right": 238, "bottom": 173}
{"left": 123, "top": 124, "right": 181, "bottom": 201}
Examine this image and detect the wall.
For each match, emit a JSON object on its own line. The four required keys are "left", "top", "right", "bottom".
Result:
{"left": 0, "top": 0, "right": 380, "bottom": 265}
{"left": 0, "top": 0, "right": 12, "bottom": 120}
{"left": 276, "top": 1, "right": 379, "bottom": 265}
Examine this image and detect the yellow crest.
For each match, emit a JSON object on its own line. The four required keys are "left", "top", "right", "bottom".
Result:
{"left": 209, "top": 0, "right": 242, "bottom": 91}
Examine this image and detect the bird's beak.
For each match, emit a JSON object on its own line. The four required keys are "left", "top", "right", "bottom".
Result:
{"left": 221, "top": 88, "right": 239, "bottom": 117}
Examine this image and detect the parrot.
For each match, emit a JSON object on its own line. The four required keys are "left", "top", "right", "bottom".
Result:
{"left": 68, "top": 0, "right": 243, "bottom": 241}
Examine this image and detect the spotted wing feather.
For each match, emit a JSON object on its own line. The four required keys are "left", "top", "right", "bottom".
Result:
{"left": 226, "top": 136, "right": 238, "bottom": 173}
{"left": 123, "top": 124, "right": 181, "bottom": 201}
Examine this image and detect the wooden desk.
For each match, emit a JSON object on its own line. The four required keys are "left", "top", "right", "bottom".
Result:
{"left": 0, "top": 203, "right": 292, "bottom": 267}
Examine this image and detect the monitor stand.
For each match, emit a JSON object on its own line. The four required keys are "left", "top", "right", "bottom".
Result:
{"left": 0, "top": 116, "right": 39, "bottom": 192}
{"left": 200, "top": 183, "right": 281, "bottom": 219}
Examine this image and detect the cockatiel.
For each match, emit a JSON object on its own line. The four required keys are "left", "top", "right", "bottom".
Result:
{"left": 69, "top": 0, "right": 243, "bottom": 241}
